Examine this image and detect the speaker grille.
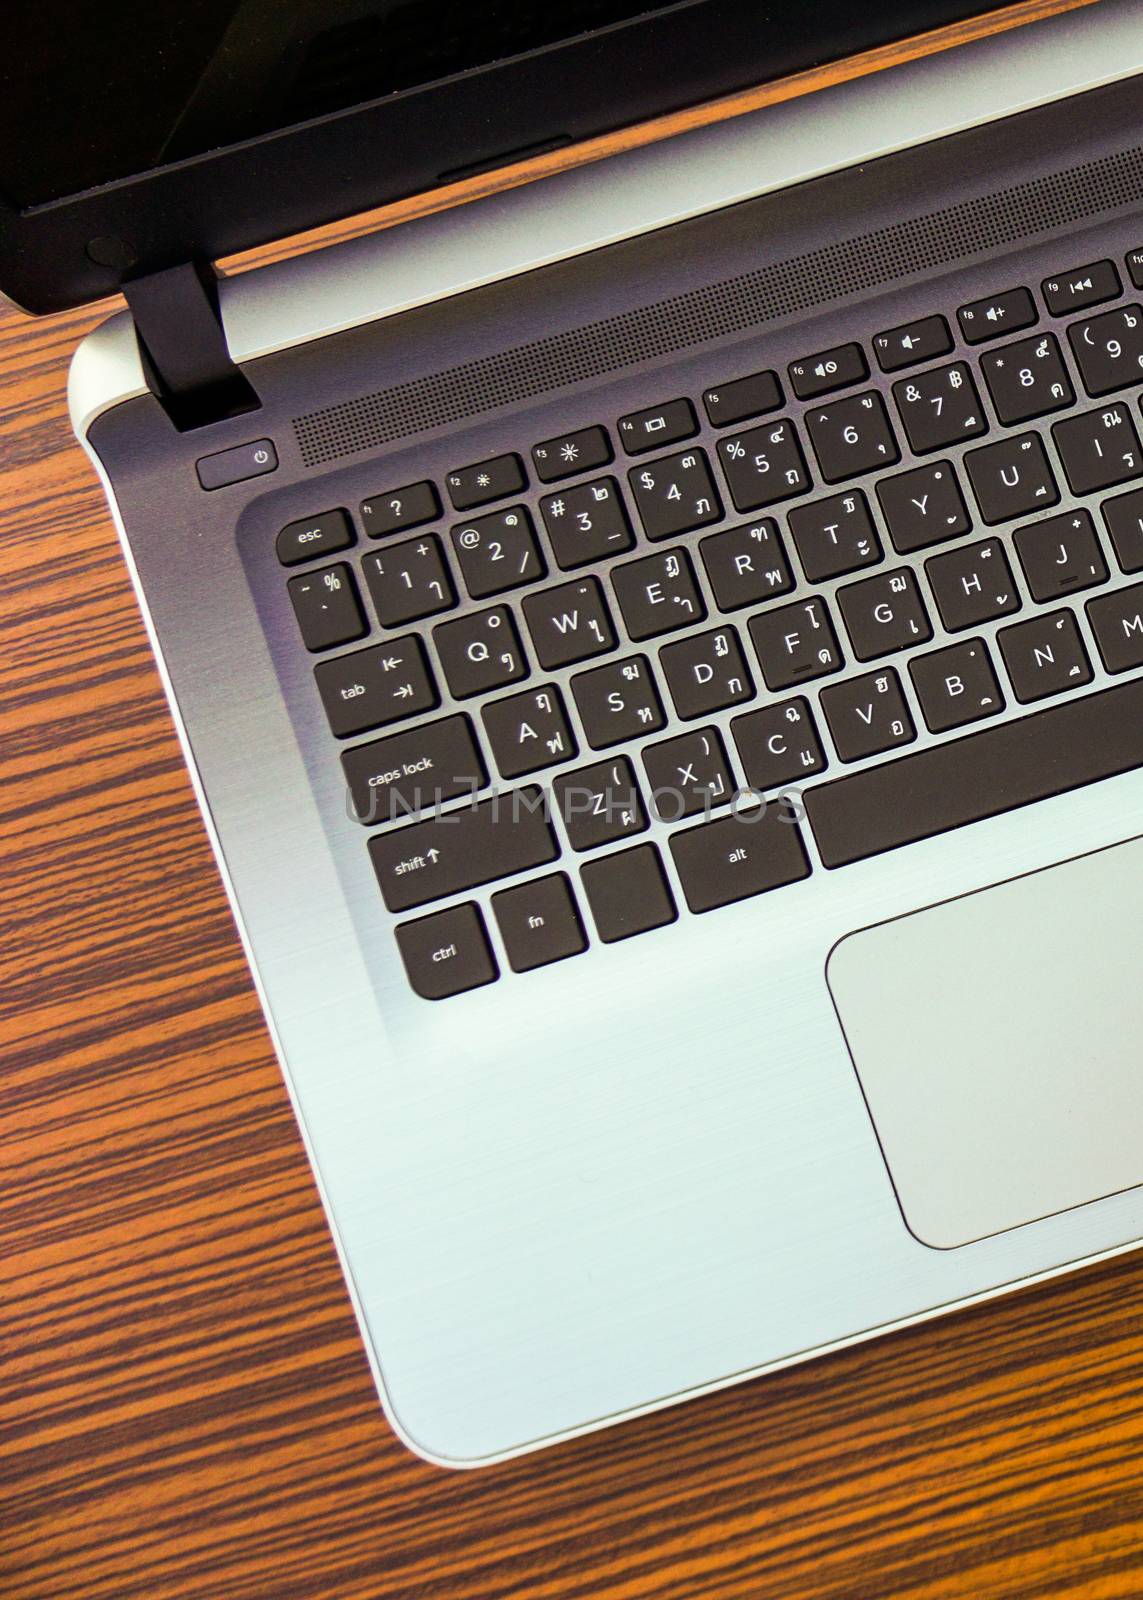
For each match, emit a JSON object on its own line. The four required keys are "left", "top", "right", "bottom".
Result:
{"left": 293, "top": 146, "right": 1143, "bottom": 468}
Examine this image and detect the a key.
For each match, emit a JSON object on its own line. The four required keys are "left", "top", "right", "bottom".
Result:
{"left": 820, "top": 668, "right": 916, "bottom": 763}
{"left": 362, "top": 534, "right": 455, "bottom": 627}
{"left": 618, "top": 398, "right": 696, "bottom": 453}
{"left": 342, "top": 714, "right": 487, "bottom": 827}
{"left": 957, "top": 287, "right": 1037, "bottom": 344}
{"left": 1052, "top": 403, "right": 1143, "bottom": 495}
{"left": 540, "top": 478, "right": 634, "bottom": 569}
{"left": 1013, "top": 510, "right": 1108, "bottom": 601}
{"left": 703, "top": 370, "right": 782, "bottom": 427}
{"left": 532, "top": 425, "right": 612, "bottom": 483}
{"left": 579, "top": 843, "right": 676, "bottom": 941}
{"left": 926, "top": 538, "right": 1020, "bottom": 632}
{"left": 1067, "top": 305, "right": 1143, "bottom": 397}
{"left": 523, "top": 577, "right": 616, "bottom": 669}
{"left": 787, "top": 489, "right": 882, "bottom": 582}
{"left": 611, "top": 547, "right": 705, "bottom": 640}
{"left": 908, "top": 639, "right": 1004, "bottom": 733}
{"left": 964, "top": 433, "right": 1058, "bottom": 523}
{"left": 553, "top": 756, "right": 647, "bottom": 850}
{"left": 482, "top": 685, "right": 577, "bottom": 777}
{"left": 451, "top": 505, "right": 546, "bottom": 598}
{"left": 1042, "top": 259, "right": 1121, "bottom": 316}
{"left": 873, "top": 315, "right": 952, "bottom": 372}
{"left": 1102, "top": 487, "right": 1143, "bottom": 573}
{"left": 642, "top": 728, "right": 733, "bottom": 819}
{"left": 315, "top": 636, "right": 438, "bottom": 737}
{"left": 1086, "top": 583, "right": 1143, "bottom": 673}
{"left": 446, "top": 453, "right": 526, "bottom": 510}
{"left": 803, "top": 391, "right": 899, "bottom": 483}
{"left": 980, "top": 333, "right": 1074, "bottom": 425}
{"left": 659, "top": 626, "right": 754, "bottom": 719}
{"left": 572, "top": 655, "right": 665, "bottom": 748}
{"left": 836, "top": 568, "right": 932, "bottom": 661}
{"left": 789, "top": 342, "right": 867, "bottom": 400}
{"left": 371, "top": 787, "right": 558, "bottom": 912}
{"left": 361, "top": 480, "right": 440, "bottom": 537}
{"left": 628, "top": 449, "right": 722, "bottom": 540}
{"left": 277, "top": 509, "right": 353, "bottom": 566}
{"left": 876, "top": 461, "right": 970, "bottom": 553}
{"left": 491, "top": 874, "right": 587, "bottom": 972}
{"left": 749, "top": 597, "right": 843, "bottom": 691}
{"left": 433, "top": 606, "right": 527, "bottom": 699}
{"left": 894, "top": 363, "right": 986, "bottom": 453}
{"left": 998, "top": 609, "right": 1092, "bottom": 702}
{"left": 700, "top": 519, "right": 793, "bottom": 611}
{"left": 289, "top": 564, "right": 367, "bottom": 652}
{"left": 394, "top": 903, "right": 498, "bottom": 1000}
{"left": 732, "top": 698, "right": 825, "bottom": 791}
{"left": 670, "top": 806, "right": 810, "bottom": 913}
{"left": 717, "top": 419, "right": 811, "bottom": 511}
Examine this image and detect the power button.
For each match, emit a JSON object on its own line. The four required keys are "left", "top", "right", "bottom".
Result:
{"left": 196, "top": 439, "right": 279, "bottom": 490}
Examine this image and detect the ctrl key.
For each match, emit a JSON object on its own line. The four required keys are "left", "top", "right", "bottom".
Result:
{"left": 395, "top": 903, "right": 498, "bottom": 1000}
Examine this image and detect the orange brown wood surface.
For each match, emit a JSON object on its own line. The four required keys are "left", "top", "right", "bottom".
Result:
{"left": 5, "top": 4, "right": 1143, "bottom": 1597}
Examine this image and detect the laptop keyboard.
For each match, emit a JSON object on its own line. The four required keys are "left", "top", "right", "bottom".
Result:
{"left": 281, "top": 252, "right": 1143, "bottom": 1000}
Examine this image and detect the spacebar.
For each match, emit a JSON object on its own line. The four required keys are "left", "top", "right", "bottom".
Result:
{"left": 804, "top": 680, "right": 1143, "bottom": 869}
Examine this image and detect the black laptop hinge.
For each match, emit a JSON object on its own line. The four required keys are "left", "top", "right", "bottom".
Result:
{"left": 123, "top": 260, "right": 260, "bottom": 432}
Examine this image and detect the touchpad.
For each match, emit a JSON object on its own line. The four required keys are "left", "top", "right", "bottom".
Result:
{"left": 827, "top": 838, "right": 1143, "bottom": 1250}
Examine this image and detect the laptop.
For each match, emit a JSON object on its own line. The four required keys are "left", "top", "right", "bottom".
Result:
{"left": 7, "top": 0, "right": 1143, "bottom": 1467}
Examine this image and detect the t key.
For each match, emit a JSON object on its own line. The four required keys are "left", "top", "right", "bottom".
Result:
{"left": 787, "top": 490, "right": 882, "bottom": 581}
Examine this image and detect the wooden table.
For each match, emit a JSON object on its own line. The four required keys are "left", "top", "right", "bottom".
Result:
{"left": 7, "top": 4, "right": 1143, "bottom": 1595}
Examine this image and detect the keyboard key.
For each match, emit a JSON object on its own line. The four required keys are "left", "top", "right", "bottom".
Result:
{"left": 1042, "top": 259, "right": 1121, "bottom": 316}
{"left": 540, "top": 478, "right": 634, "bottom": 569}
{"left": 979, "top": 333, "right": 1073, "bottom": 425}
{"left": 196, "top": 439, "right": 277, "bottom": 491}
{"left": 451, "top": 506, "right": 545, "bottom": 598}
{"left": 361, "top": 480, "right": 440, "bottom": 537}
{"left": 1086, "top": 583, "right": 1143, "bottom": 673}
{"left": 703, "top": 370, "right": 782, "bottom": 427}
{"left": 553, "top": 756, "right": 647, "bottom": 850}
{"left": 1128, "top": 249, "right": 1143, "bottom": 290}
{"left": 1013, "top": 509, "right": 1108, "bottom": 601}
{"left": 926, "top": 538, "right": 1020, "bottom": 632}
{"left": 277, "top": 509, "right": 353, "bottom": 566}
{"left": 628, "top": 449, "right": 722, "bottom": 540}
{"left": 446, "top": 454, "right": 526, "bottom": 510}
{"left": 289, "top": 565, "right": 367, "bottom": 652}
{"left": 618, "top": 398, "right": 696, "bottom": 454}
{"left": 370, "top": 788, "right": 557, "bottom": 912}
{"left": 532, "top": 425, "right": 612, "bottom": 483}
{"left": 659, "top": 626, "right": 754, "bottom": 719}
{"left": 894, "top": 364, "right": 986, "bottom": 453}
{"left": 315, "top": 636, "right": 438, "bottom": 737}
{"left": 876, "top": 461, "right": 969, "bottom": 553}
{"left": 873, "top": 315, "right": 952, "bottom": 372}
{"left": 997, "top": 610, "right": 1092, "bottom": 703}
{"left": 580, "top": 843, "right": 676, "bottom": 942}
{"left": 789, "top": 342, "right": 867, "bottom": 400}
{"left": 1052, "top": 403, "right": 1143, "bottom": 495}
{"left": 433, "top": 606, "right": 527, "bottom": 699}
{"left": 788, "top": 489, "right": 882, "bottom": 582}
{"left": 642, "top": 728, "right": 733, "bottom": 819}
{"left": 804, "top": 391, "right": 899, "bottom": 483}
{"left": 819, "top": 668, "right": 916, "bottom": 763}
{"left": 362, "top": 534, "right": 455, "bottom": 626}
{"left": 1067, "top": 306, "right": 1143, "bottom": 397}
{"left": 700, "top": 520, "right": 793, "bottom": 611}
{"left": 957, "top": 287, "right": 1037, "bottom": 344}
{"left": 492, "top": 874, "right": 587, "bottom": 972}
{"left": 908, "top": 639, "right": 1004, "bottom": 733}
{"left": 669, "top": 807, "right": 810, "bottom": 913}
{"left": 572, "top": 656, "right": 665, "bottom": 748}
{"left": 611, "top": 547, "right": 705, "bottom": 640}
{"left": 732, "top": 698, "right": 825, "bottom": 790}
{"left": 395, "top": 903, "right": 497, "bottom": 1000}
{"left": 482, "top": 685, "right": 576, "bottom": 778}
{"left": 804, "top": 677, "right": 1143, "bottom": 868}
{"left": 342, "top": 714, "right": 487, "bottom": 827}
{"left": 749, "top": 597, "right": 843, "bottom": 690}
{"left": 964, "top": 433, "right": 1058, "bottom": 523}
{"left": 1102, "top": 487, "right": 1143, "bottom": 572}
{"left": 717, "top": 419, "right": 811, "bottom": 511}
{"left": 836, "top": 568, "right": 932, "bottom": 661}
{"left": 523, "top": 577, "right": 616, "bottom": 669}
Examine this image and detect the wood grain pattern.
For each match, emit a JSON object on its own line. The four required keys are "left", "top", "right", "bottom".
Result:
{"left": 6, "top": 5, "right": 1143, "bottom": 1596}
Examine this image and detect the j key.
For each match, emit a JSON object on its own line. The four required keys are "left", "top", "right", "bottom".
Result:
{"left": 451, "top": 506, "right": 545, "bottom": 598}
{"left": 553, "top": 756, "right": 647, "bottom": 851}
{"left": 277, "top": 509, "right": 353, "bottom": 566}
{"left": 1086, "top": 582, "right": 1143, "bottom": 673}
{"left": 703, "top": 370, "right": 782, "bottom": 427}
{"left": 523, "top": 577, "right": 616, "bottom": 669}
{"left": 1102, "top": 487, "right": 1143, "bottom": 572}
{"left": 749, "top": 597, "right": 843, "bottom": 691}
{"left": 611, "top": 547, "right": 705, "bottom": 640}
{"left": 659, "top": 626, "right": 754, "bottom": 719}
{"left": 341, "top": 714, "right": 487, "bottom": 826}
{"left": 362, "top": 535, "right": 455, "bottom": 627}
{"left": 642, "top": 727, "right": 733, "bottom": 819}
{"left": 1042, "top": 259, "right": 1121, "bottom": 316}
{"left": 980, "top": 333, "right": 1073, "bottom": 425}
{"left": 909, "top": 639, "right": 1004, "bottom": 733}
{"left": 873, "top": 315, "right": 952, "bottom": 372}
{"left": 964, "top": 433, "right": 1058, "bottom": 524}
{"left": 1052, "top": 403, "right": 1143, "bottom": 495}
{"left": 669, "top": 807, "right": 810, "bottom": 914}
{"left": 491, "top": 874, "right": 587, "bottom": 972}
{"left": 998, "top": 610, "right": 1092, "bottom": 703}
{"left": 804, "top": 392, "right": 899, "bottom": 484}
{"left": 482, "top": 685, "right": 576, "bottom": 778}
{"left": 957, "top": 287, "right": 1037, "bottom": 344}
{"left": 837, "top": 568, "right": 932, "bottom": 661}
{"left": 433, "top": 605, "right": 527, "bottom": 699}
{"left": 628, "top": 449, "right": 722, "bottom": 540}
{"left": 700, "top": 520, "right": 794, "bottom": 611}
{"left": 572, "top": 655, "right": 665, "bottom": 748}
{"left": 540, "top": 478, "right": 634, "bottom": 569}
{"left": 732, "top": 698, "right": 826, "bottom": 790}
{"left": 926, "top": 538, "right": 1020, "bottom": 632}
{"left": 395, "top": 903, "right": 498, "bottom": 1000}
{"left": 361, "top": 480, "right": 440, "bottom": 538}
{"left": 820, "top": 668, "right": 916, "bottom": 763}
{"left": 789, "top": 342, "right": 867, "bottom": 400}
{"left": 788, "top": 489, "right": 881, "bottom": 582}
{"left": 876, "top": 461, "right": 970, "bottom": 553}
{"left": 446, "top": 453, "right": 526, "bottom": 511}
{"left": 618, "top": 398, "right": 696, "bottom": 454}
{"left": 894, "top": 363, "right": 986, "bottom": 453}
{"left": 289, "top": 564, "right": 367, "bottom": 652}
{"left": 580, "top": 843, "right": 676, "bottom": 942}
{"left": 1013, "top": 509, "right": 1108, "bottom": 601}
{"left": 315, "top": 636, "right": 438, "bottom": 738}
{"left": 371, "top": 788, "right": 558, "bottom": 913}
{"left": 532, "top": 425, "right": 611, "bottom": 483}
{"left": 1067, "top": 305, "right": 1143, "bottom": 397}
{"left": 717, "top": 419, "right": 811, "bottom": 512}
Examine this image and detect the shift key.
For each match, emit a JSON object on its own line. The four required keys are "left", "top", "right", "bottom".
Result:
{"left": 369, "top": 787, "right": 558, "bottom": 911}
